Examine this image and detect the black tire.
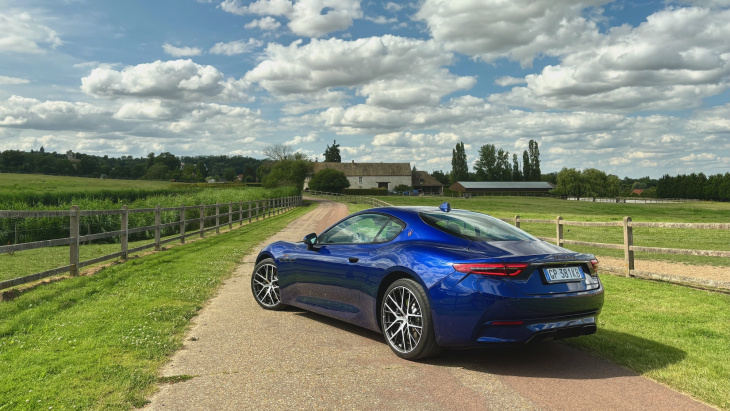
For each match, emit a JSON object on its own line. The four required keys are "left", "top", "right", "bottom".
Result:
{"left": 381, "top": 278, "right": 442, "bottom": 360}
{"left": 251, "top": 258, "right": 285, "bottom": 310}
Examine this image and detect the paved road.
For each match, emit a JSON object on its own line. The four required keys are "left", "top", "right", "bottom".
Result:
{"left": 145, "top": 198, "right": 712, "bottom": 410}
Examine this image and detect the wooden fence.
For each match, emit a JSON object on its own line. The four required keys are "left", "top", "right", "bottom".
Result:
{"left": 0, "top": 195, "right": 302, "bottom": 291}
{"left": 306, "top": 191, "right": 393, "bottom": 207}
{"left": 505, "top": 215, "right": 730, "bottom": 290}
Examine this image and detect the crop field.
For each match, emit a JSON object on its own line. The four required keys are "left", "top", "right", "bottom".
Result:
{"left": 0, "top": 173, "right": 175, "bottom": 193}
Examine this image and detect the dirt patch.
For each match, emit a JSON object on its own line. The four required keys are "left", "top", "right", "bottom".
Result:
{"left": 596, "top": 255, "right": 728, "bottom": 283}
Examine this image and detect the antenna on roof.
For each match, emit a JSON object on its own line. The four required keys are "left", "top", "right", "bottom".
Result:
{"left": 439, "top": 202, "right": 451, "bottom": 212}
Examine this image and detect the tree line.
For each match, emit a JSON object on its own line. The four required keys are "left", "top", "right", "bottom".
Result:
{"left": 657, "top": 173, "right": 730, "bottom": 201}
{"left": 0, "top": 148, "right": 263, "bottom": 183}
{"left": 446, "top": 140, "right": 542, "bottom": 184}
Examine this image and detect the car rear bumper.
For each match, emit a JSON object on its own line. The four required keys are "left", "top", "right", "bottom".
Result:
{"left": 429, "top": 272, "right": 604, "bottom": 347}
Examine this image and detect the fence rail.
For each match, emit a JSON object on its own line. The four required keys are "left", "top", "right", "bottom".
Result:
{"left": 0, "top": 195, "right": 302, "bottom": 291}
{"left": 306, "top": 191, "right": 393, "bottom": 207}
{"left": 503, "top": 214, "right": 730, "bottom": 290}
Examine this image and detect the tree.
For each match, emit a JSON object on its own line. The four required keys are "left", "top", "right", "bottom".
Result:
{"left": 308, "top": 168, "right": 350, "bottom": 193}
{"left": 474, "top": 144, "right": 496, "bottom": 181}
{"left": 263, "top": 144, "right": 294, "bottom": 161}
{"left": 450, "top": 142, "right": 468, "bottom": 184}
{"left": 223, "top": 167, "right": 237, "bottom": 182}
{"left": 323, "top": 140, "right": 342, "bottom": 162}
{"left": 522, "top": 150, "right": 531, "bottom": 181}
{"left": 263, "top": 158, "right": 313, "bottom": 191}
{"left": 555, "top": 168, "right": 584, "bottom": 197}
{"left": 431, "top": 170, "right": 449, "bottom": 185}
{"left": 495, "top": 148, "right": 510, "bottom": 181}
{"left": 511, "top": 154, "right": 522, "bottom": 181}
{"left": 528, "top": 139, "right": 541, "bottom": 180}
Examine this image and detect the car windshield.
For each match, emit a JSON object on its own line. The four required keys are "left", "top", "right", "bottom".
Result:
{"left": 420, "top": 210, "right": 537, "bottom": 242}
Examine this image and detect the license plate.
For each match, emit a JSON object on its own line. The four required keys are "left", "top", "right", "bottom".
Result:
{"left": 544, "top": 266, "right": 584, "bottom": 283}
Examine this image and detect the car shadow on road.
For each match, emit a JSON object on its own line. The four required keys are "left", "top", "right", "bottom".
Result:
{"left": 290, "top": 308, "right": 686, "bottom": 381}
{"left": 425, "top": 329, "right": 686, "bottom": 380}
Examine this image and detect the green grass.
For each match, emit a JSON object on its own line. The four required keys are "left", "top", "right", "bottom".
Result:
{"left": 0, "top": 202, "right": 314, "bottom": 409}
{"left": 567, "top": 275, "right": 730, "bottom": 409}
{"left": 0, "top": 173, "right": 175, "bottom": 193}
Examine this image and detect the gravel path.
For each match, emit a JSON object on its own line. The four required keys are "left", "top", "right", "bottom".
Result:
{"left": 144, "top": 198, "right": 712, "bottom": 410}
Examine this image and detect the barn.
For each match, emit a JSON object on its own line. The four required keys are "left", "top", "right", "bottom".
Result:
{"left": 449, "top": 181, "right": 555, "bottom": 196}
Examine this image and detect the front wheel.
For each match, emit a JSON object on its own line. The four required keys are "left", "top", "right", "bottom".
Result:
{"left": 381, "top": 278, "right": 442, "bottom": 360}
{"left": 251, "top": 258, "right": 285, "bottom": 310}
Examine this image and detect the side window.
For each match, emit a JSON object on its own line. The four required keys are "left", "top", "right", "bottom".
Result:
{"left": 374, "top": 219, "right": 405, "bottom": 243}
{"left": 319, "top": 213, "right": 391, "bottom": 244}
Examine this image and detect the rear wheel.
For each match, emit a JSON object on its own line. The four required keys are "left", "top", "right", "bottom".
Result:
{"left": 381, "top": 278, "right": 442, "bottom": 360}
{"left": 251, "top": 258, "right": 285, "bottom": 310}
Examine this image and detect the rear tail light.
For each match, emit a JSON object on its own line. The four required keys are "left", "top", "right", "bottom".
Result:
{"left": 590, "top": 259, "right": 599, "bottom": 274}
{"left": 453, "top": 263, "right": 529, "bottom": 277}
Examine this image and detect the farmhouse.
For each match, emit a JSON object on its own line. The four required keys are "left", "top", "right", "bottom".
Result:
{"left": 449, "top": 181, "right": 555, "bottom": 196}
{"left": 307, "top": 161, "right": 412, "bottom": 190}
{"left": 412, "top": 171, "right": 444, "bottom": 195}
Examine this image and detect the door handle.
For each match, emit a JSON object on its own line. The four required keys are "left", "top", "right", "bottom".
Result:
{"left": 348, "top": 257, "right": 359, "bottom": 263}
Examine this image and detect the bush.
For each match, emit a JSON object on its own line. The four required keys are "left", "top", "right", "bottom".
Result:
{"left": 308, "top": 168, "right": 350, "bottom": 193}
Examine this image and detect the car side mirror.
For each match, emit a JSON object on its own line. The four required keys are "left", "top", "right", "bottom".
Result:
{"left": 303, "top": 233, "right": 318, "bottom": 250}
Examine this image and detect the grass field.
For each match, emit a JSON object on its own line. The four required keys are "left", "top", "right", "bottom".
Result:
{"left": 0, "top": 173, "right": 174, "bottom": 193}
{"left": 0, "top": 202, "right": 314, "bottom": 409}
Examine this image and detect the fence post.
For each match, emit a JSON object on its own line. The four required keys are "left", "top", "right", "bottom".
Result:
{"left": 256, "top": 200, "right": 260, "bottom": 220}
{"left": 199, "top": 204, "right": 205, "bottom": 238}
{"left": 121, "top": 205, "right": 129, "bottom": 259}
{"left": 268, "top": 199, "right": 272, "bottom": 218}
{"left": 515, "top": 215, "right": 520, "bottom": 228}
{"left": 623, "top": 216, "right": 634, "bottom": 276}
{"left": 179, "top": 204, "right": 186, "bottom": 244}
{"left": 154, "top": 205, "right": 161, "bottom": 251}
{"left": 249, "top": 201, "right": 253, "bottom": 223}
{"left": 215, "top": 203, "right": 221, "bottom": 234}
{"left": 229, "top": 203, "right": 233, "bottom": 230}
{"left": 556, "top": 216, "right": 564, "bottom": 247}
{"left": 239, "top": 202, "right": 243, "bottom": 226}
{"left": 69, "top": 205, "right": 80, "bottom": 276}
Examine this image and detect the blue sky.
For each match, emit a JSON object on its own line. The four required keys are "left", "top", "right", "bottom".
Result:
{"left": 1, "top": 0, "right": 730, "bottom": 178}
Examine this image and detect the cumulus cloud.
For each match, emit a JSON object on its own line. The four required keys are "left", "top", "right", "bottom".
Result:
{"left": 415, "top": 0, "right": 608, "bottom": 67}
{"left": 0, "top": 95, "right": 114, "bottom": 130}
{"left": 245, "top": 36, "right": 475, "bottom": 108}
{"left": 220, "top": 0, "right": 362, "bottom": 37}
{"left": 162, "top": 43, "right": 203, "bottom": 57}
{"left": 210, "top": 39, "right": 263, "bottom": 55}
{"left": 244, "top": 16, "right": 282, "bottom": 30}
{"left": 372, "top": 131, "right": 460, "bottom": 147}
{"left": 81, "top": 59, "right": 250, "bottom": 102}
{"left": 0, "top": 11, "right": 62, "bottom": 54}
{"left": 489, "top": 7, "right": 730, "bottom": 112}
{"left": 284, "top": 132, "right": 319, "bottom": 145}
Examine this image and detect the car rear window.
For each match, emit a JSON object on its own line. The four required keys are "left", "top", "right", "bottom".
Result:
{"left": 419, "top": 210, "right": 537, "bottom": 242}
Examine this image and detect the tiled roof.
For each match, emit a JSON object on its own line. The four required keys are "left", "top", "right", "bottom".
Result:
{"left": 312, "top": 162, "right": 411, "bottom": 176}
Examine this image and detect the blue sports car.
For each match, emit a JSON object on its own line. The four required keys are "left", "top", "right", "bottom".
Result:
{"left": 252, "top": 203, "right": 604, "bottom": 360}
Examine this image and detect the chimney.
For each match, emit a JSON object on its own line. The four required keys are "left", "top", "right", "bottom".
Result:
{"left": 352, "top": 160, "right": 355, "bottom": 164}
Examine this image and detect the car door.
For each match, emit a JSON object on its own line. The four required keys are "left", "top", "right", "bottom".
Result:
{"left": 291, "top": 213, "right": 391, "bottom": 320}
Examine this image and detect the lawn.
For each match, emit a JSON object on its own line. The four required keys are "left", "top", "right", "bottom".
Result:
{"left": 0, "top": 202, "right": 314, "bottom": 409}
{"left": 0, "top": 173, "right": 174, "bottom": 194}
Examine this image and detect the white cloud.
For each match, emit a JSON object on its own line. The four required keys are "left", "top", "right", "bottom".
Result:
{"left": 245, "top": 36, "right": 475, "bottom": 108}
{"left": 244, "top": 16, "right": 282, "bottom": 30}
{"left": 0, "top": 11, "right": 62, "bottom": 54}
{"left": 495, "top": 76, "right": 526, "bottom": 87}
{"left": 680, "top": 153, "right": 718, "bottom": 161}
{"left": 372, "top": 131, "right": 460, "bottom": 147}
{"left": 114, "top": 100, "right": 174, "bottom": 120}
{"left": 489, "top": 7, "right": 730, "bottom": 112}
{"left": 220, "top": 0, "right": 362, "bottom": 37}
{"left": 415, "top": 0, "right": 608, "bottom": 67}
{"left": 210, "top": 39, "right": 263, "bottom": 55}
{"left": 81, "top": 59, "right": 250, "bottom": 102}
{"left": 284, "top": 132, "right": 319, "bottom": 145}
{"left": 0, "top": 76, "right": 30, "bottom": 85}
{"left": 162, "top": 43, "right": 203, "bottom": 57}
{"left": 0, "top": 95, "right": 113, "bottom": 131}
